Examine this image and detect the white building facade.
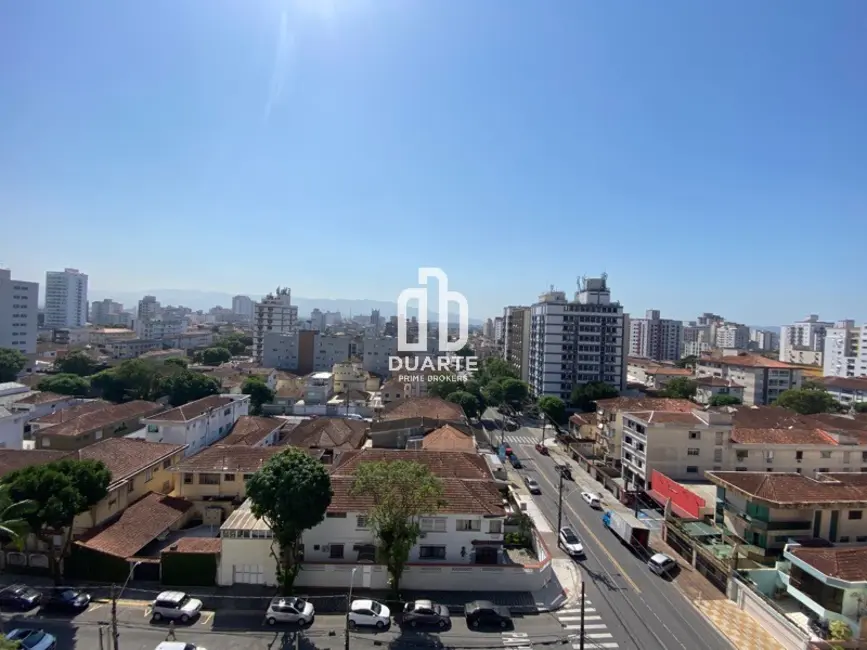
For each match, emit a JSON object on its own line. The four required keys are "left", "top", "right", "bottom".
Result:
{"left": 143, "top": 395, "right": 250, "bottom": 456}
{"left": 780, "top": 315, "right": 834, "bottom": 364}
{"left": 628, "top": 309, "right": 683, "bottom": 362}
{"left": 823, "top": 321, "right": 865, "bottom": 378}
{"left": 361, "top": 336, "right": 397, "bottom": 376}
{"left": 715, "top": 323, "right": 750, "bottom": 350}
{"left": 253, "top": 288, "right": 298, "bottom": 364}
{"left": 134, "top": 317, "right": 186, "bottom": 340}
{"left": 44, "top": 268, "right": 88, "bottom": 329}
{"left": 232, "top": 295, "right": 253, "bottom": 320}
{"left": 0, "top": 268, "right": 38, "bottom": 355}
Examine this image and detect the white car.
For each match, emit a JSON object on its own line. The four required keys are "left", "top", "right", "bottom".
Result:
{"left": 150, "top": 591, "right": 203, "bottom": 622}
{"left": 156, "top": 644, "right": 207, "bottom": 650}
{"left": 524, "top": 476, "right": 541, "bottom": 494}
{"left": 648, "top": 553, "right": 677, "bottom": 576}
{"left": 559, "top": 526, "right": 584, "bottom": 556}
{"left": 265, "top": 596, "right": 315, "bottom": 626}
{"left": 581, "top": 491, "right": 602, "bottom": 509}
{"left": 5, "top": 629, "right": 57, "bottom": 650}
{"left": 348, "top": 599, "right": 391, "bottom": 629}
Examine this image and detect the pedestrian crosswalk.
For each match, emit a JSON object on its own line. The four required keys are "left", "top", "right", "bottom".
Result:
{"left": 504, "top": 435, "right": 537, "bottom": 445}
{"left": 501, "top": 631, "right": 532, "bottom": 650}
{"left": 558, "top": 597, "right": 619, "bottom": 649}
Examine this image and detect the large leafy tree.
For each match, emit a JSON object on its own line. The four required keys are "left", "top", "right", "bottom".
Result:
{"left": 0, "top": 484, "right": 37, "bottom": 549}
{"left": 162, "top": 370, "right": 220, "bottom": 407}
{"left": 476, "top": 358, "right": 518, "bottom": 384}
{"left": 500, "top": 378, "right": 530, "bottom": 408}
{"left": 242, "top": 377, "right": 275, "bottom": 415}
{"left": 661, "top": 377, "right": 697, "bottom": 400}
{"left": 54, "top": 352, "right": 100, "bottom": 377}
{"left": 350, "top": 460, "right": 444, "bottom": 595}
{"left": 446, "top": 390, "right": 481, "bottom": 420}
{"left": 775, "top": 388, "right": 842, "bottom": 415}
{"left": 4, "top": 459, "right": 110, "bottom": 583}
{"left": 570, "top": 381, "right": 618, "bottom": 412}
{"left": 36, "top": 374, "right": 90, "bottom": 397}
{"left": 538, "top": 396, "right": 566, "bottom": 425}
{"left": 481, "top": 380, "right": 505, "bottom": 407}
{"left": 200, "top": 347, "right": 232, "bottom": 366}
{"left": 247, "top": 449, "right": 332, "bottom": 594}
{"left": 0, "top": 348, "right": 26, "bottom": 383}
{"left": 426, "top": 374, "right": 463, "bottom": 400}
{"left": 91, "top": 359, "right": 164, "bottom": 402}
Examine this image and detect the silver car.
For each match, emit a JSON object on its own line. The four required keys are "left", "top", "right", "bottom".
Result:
{"left": 150, "top": 591, "right": 203, "bottom": 623}
{"left": 265, "top": 596, "right": 315, "bottom": 626}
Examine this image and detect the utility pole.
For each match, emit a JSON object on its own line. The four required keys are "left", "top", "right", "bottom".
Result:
{"left": 98, "top": 624, "right": 106, "bottom": 650}
{"left": 111, "top": 583, "right": 119, "bottom": 650}
{"left": 579, "top": 581, "right": 585, "bottom": 650}
{"left": 557, "top": 467, "right": 564, "bottom": 533}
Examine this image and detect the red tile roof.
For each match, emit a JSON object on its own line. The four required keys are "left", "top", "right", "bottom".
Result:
{"left": 331, "top": 449, "right": 491, "bottom": 480}
{"left": 77, "top": 492, "right": 193, "bottom": 559}
{"left": 788, "top": 546, "right": 867, "bottom": 582}
{"left": 0, "top": 450, "right": 69, "bottom": 478}
{"left": 707, "top": 471, "right": 867, "bottom": 506}
{"left": 380, "top": 397, "right": 466, "bottom": 422}
{"left": 694, "top": 376, "right": 743, "bottom": 388}
{"left": 37, "top": 401, "right": 164, "bottom": 438}
{"left": 170, "top": 445, "right": 291, "bottom": 473}
{"left": 698, "top": 353, "right": 796, "bottom": 369}
{"left": 12, "top": 392, "right": 71, "bottom": 406}
{"left": 281, "top": 417, "right": 368, "bottom": 451}
{"left": 623, "top": 411, "right": 706, "bottom": 425}
{"left": 569, "top": 413, "right": 599, "bottom": 427}
{"left": 72, "top": 438, "right": 186, "bottom": 488}
{"left": 31, "top": 400, "right": 111, "bottom": 427}
{"left": 219, "top": 416, "right": 283, "bottom": 446}
{"left": 162, "top": 537, "right": 222, "bottom": 554}
{"left": 595, "top": 397, "right": 696, "bottom": 414}
{"left": 146, "top": 395, "right": 239, "bottom": 422}
{"left": 730, "top": 428, "right": 835, "bottom": 445}
{"left": 422, "top": 425, "right": 476, "bottom": 452}
{"left": 818, "top": 376, "right": 867, "bottom": 392}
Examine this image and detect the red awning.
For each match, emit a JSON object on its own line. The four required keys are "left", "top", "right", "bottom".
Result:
{"left": 645, "top": 489, "right": 696, "bottom": 519}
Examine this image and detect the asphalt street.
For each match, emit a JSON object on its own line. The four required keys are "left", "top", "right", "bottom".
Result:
{"left": 484, "top": 409, "right": 734, "bottom": 650}
{"left": 1, "top": 598, "right": 567, "bottom": 650}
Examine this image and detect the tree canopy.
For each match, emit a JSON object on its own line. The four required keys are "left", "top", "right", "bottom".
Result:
{"left": 661, "top": 377, "right": 697, "bottom": 400}
{"left": 570, "top": 381, "right": 618, "bottom": 412}
{"left": 3, "top": 459, "right": 111, "bottom": 582}
{"left": 350, "top": 460, "right": 444, "bottom": 594}
{"left": 36, "top": 373, "right": 90, "bottom": 397}
{"left": 216, "top": 333, "right": 251, "bottom": 356}
{"left": 538, "top": 395, "right": 567, "bottom": 425}
{"left": 675, "top": 355, "right": 698, "bottom": 369}
{"left": 53, "top": 352, "right": 101, "bottom": 377}
{"left": 242, "top": 376, "right": 275, "bottom": 415}
{"left": 425, "top": 374, "right": 463, "bottom": 400}
{"left": 162, "top": 370, "right": 220, "bottom": 407}
{"left": 198, "top": 347, "right": 232, "bottom": 366}
{"left": 446, "top": 390, "right": 481, "bottom": 420}
{"left": 708, "top": 394, "right": 742, "bottom": 407}
{"left": 0, "top": 348, "right": 26, "bottom": 383}
{"left": 163, "top": 357, "right": 188, "bottom": 369}
{"left": 854, "top": 403, "right": 867, "bottom": 414}
{"left": 90, "top": 359, "right": 164, "bottom": 402}
{"left": 246, "top": 449, "right": 332, "bottom": 594}
{"left": 775, "top": 388, "right": 843, "bottom": 415}
{"left": 499, "top": 377, "right": 530, "bottom": 408}
{"left": 476, "top": 358, "right": 518, "bottom": 384}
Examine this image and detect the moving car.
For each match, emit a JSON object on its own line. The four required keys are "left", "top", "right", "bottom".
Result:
{"left": 534, "top": 443, "right": 548, "bottom": 455}
{"left": 348, "top": 599, "right": 391, "bottom": 629}
{"left": 0, "top": 584, "right": 42, "bottom": 610}
{"left": 581, "top": 491, "right": 602, "bottom": 509}
{"left": 42, "top": 587, "right": 91, "bottom": 613}
{"left": 648, "top": 553, "right": 678, "bottom": 576}
{"left": 559, "top": 526, "right": 584, "bottom": 556}
{"left": 509, "top": 455, "right": 522, "bottom": 469}
{"left": 402, "top": 600, "right": 450, "bottom": 629}
{"left": 4, "top": 629, "right": 57, "bottom": 650}
{"left": 265, "top": 596, "right": 315, "bottom": 626}
{"left": 464, "top": 600, "right": 512, "bottom": 629}
{"left": 150, "top": 591, "right": 203, "bottom": 623}
{"left": 555, "top": 464, "right": 572, "bottom": 480}
{"left": 524, "top": 476, "right": 541, "bottom": 494}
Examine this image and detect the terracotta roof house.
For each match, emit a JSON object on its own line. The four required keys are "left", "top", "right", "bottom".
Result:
{"left": 370, "top": 397, "right": 467, "bottom": 449}
{"left": 280, "top": 417, "right": 368, "bottom": 462}
{"left": 30, "top": 400, "right": 111, "bottom": 431}
{"left": 420, "top": 424, "right": 476, "bottom": 452}
{"left": 34, "top": 400, "right": 164, "bottom": 452}
{"left": 0, "top": 449, "right": 68, "bottom": 478}
{"left": 219, "top": 415, "right": 284, "bottom": 447}
{"left": 696, "top": 353, "right": 803, "bottom": 406}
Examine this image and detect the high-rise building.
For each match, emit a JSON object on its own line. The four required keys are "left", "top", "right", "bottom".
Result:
{"left": 503, "top": 306, "right": 531, "bottom": 382}
{"left": 493, "top": 317, "right": 504, "bottom": 343}
{"left": 823, "top": 320, "right": 866, "bottom": 378}
{"left": 627, "top": 309, "right": 683, "bottom": 361}
{"left": 90, "top": 299, "right": 125, "bottom": 326}
{"left": 527, "top": 276, "right": 627, "bottom": 401}
{"left": 137, "top": 295, "right": 161, "bottom": 320}
{"left": 780, "top": 315, "right": 834, "bottom": 364}
{"left": 253, "top": 287, "right": 298, "bottom": 364}
{"left": 715, "top": 323, "right": 750, "bottom": 350}
{"left": 0, "top": 268, "right": 38, "bottom": 355}
{"left": 370, "top": 309, "right": 381, "bottom": 330}
{"left": 482, "top": 318, "right": 494, "bottom": 339}
{"left": 749, "top": 328, "right": 779, "bottom": 352}
{"left": 232, "top": 295, "right": 254, "bottom": 320}
{"left": 44, "top": 268, "right": 88, "bottom": 328}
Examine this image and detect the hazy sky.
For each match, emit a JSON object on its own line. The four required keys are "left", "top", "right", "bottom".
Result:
{"left": 1, "top": 1, "right": 865, "bottom": 323}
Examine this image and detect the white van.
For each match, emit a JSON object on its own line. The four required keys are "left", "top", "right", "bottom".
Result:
{"left": 581, "top": 491, "right": 602, "bottom": 509}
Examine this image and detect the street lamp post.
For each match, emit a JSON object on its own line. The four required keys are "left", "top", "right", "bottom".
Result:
{"left": 112, "top": 560, "right": 142, "bottom": 650}
{"left": 344, "top": 567, "right": 359, "bottom": 650}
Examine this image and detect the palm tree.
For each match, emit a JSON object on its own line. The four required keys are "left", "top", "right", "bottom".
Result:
{"left": 0, "top": 484, "right": 36, "bottom": 549}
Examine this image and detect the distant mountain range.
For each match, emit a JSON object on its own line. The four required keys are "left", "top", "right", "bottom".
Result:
{"left": 87, "top": 289, "right": 485, "bottom": 325}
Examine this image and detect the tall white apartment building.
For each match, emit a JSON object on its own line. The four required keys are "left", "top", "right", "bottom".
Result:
{"left": 628, "top": 309, "right": 682, "bottom": 361}
{"left": 527, "top": 276, "right": 627, "bottom": 401}
{"left": 715, "top": 323, "right": 750, "bottom": 350}
{"left": 749, "top": 328, "right": 779, "bottom": 352}
{"left": 232, "top": 295, "right": 253, "bottom": 320}
{"left": 135, "top": 318, "right": 186, "bottom": 340}
{"left": 90, "top": 299, "right": 124, "bottom": 326}
{"left": 253, "top": 287, "right": 298, "bottom": 364}
{"left": 493, "top": 316, "right": 504, "bottom": 343}
{"left": 780, "top": 315, "right": 833, "bottom": 363}
{"left": 503, "top": 306, "right": 531, "bottom": 382}
{"left": 0, "top": 269, "right": 38, "bottom": 355}
{"left": 823, "top": 321, "right": 866, "bottom": 378}
{"left": 682, "top": 324, "right": 712, "bottom": 358}
{"left": 137, "top": 295, "right": 161, "bottom": 320}
{"left": 44, "top": 268, "right": 88, "bottom": 328}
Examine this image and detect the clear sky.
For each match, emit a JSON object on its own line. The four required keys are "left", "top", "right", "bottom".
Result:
{"left": 1, "top": 1, "right": 865, "bottom": 324}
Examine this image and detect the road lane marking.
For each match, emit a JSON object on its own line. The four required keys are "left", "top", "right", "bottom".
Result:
{"left": 587, "top": 632, "right": 613, "bottom": 639}
{"left": 199, "top": 611, "right": 214, "bottom": 625}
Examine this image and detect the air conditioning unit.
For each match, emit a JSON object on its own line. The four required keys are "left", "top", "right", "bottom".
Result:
{"left": 419, "top": 532, "right": 427, "bottom": 539}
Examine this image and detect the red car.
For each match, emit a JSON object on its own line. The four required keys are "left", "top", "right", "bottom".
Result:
{"left": 535, "top": 443, "right": 549, "bottom": 455}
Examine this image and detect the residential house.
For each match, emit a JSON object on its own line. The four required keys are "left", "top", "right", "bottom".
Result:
{"left": 29, "top": 400, "right": 111, "bottom": 434}
{"left": 218, "top": 416, "right": 284, "bottom": 447}
{"left": 280, "top": 417, "right": 367, "bottom": 463}
{"left": 369, "top": 397, "right": 467, "bottom": 449}
{"left": 0, "top": 449, "right": 68, "bottom": 478}
{"left": 304, "top": 372, "right": 334, "bottom": 405}
{"left": 34, "top": 400, "right": 164, "bottom": 451}
{"left": 694, "top": 376, "right": 745, "bottom": 405}
{"left": 418, "top": 424, "right": 476, "bottom": 452}
{"left": 5, "top": 392, "right": 82, "bottom": 425}
{"left": 379, "top": 379, "right": 411, "bottom": 405}
{"left": 696, "top": 353, "right": 802, "bottom": 406}
{"left": 627, "top": 358, "right": 693, "bottom": 390}
{"left": 0, "top": 407, "right": 27, "bottom": 449}
{"left": 332, "top": 361, "right": 379, "bottom": 394}
{"left": 817, "top": 376, "right": 867, "bottom": 407}
{"left": 142, "top": 395, "right": 250, "bottom": 457}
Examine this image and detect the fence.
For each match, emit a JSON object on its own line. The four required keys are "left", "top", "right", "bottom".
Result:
{"left": 729, "top": 577, "right": 812, "bottom": 650}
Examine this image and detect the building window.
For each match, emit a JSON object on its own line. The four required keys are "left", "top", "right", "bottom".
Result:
{"left": 419, "top": 545, "right": 446, "bottom": 560}
{"left": 224, "top": 474, "right": 236, "bottom": 482}
{"left": 224, "top": 408, "right": 231, "bottom": 416}
{"left": 243, "top": 473, "right": 254, "bottom": 480}
{"left": 817, "top": 468, "right": 830, "bottom": 474}
{"left": 356, "top": 516, "right": 369, "bottom": 529}
{"left": 820, "top": 451, "right": 832, "bottom": 459}
{"left": 163, "top": 459, "right": 172, "bottom": 470}
{"left": 715, "top": 431, "right": 724, "bottom": 446}
{"left": 488, "top": 519, "right": 503, "bottom": 534}
{"left": 456, "top": 519, "right": 481, "bottom": 532}
{"left": 796, "top": 451, "right": 803, "bottom": 461}
{"left": 329, "top": 544, "right": 344, "bottom": 559}
{"left": 688, "top": 431, "right": 701, "bottom": 440}
{"left": 713, "top": 449, "right": 722, "bottom": 463}
{"left": 840, "top": 536, "right": 850, "bottom": 543}
{"left": 687, "top": 448, "right": 700, "bottom": 456}
{"left": 686, "top": 466, "right": 699, "bottom": 474}
{"left": 127, "top": 481, "right": 134, "bottom": 493}
{"left": 145, "top": 468, "right": 154, "bottom": 483}
{"left": 183, "top": 473, "right": 193, "bottom": 485}
{"left": 849, "top": 511, "right": 863, "bottom": 520}
{"left": 420, "top": 517, "right": 447, "bottom": 532}
{"left": 765, "top": 451, "right": 774, "bottom": 463}
{"left": 199, "top": 473, "right": 220, "bottom": 485}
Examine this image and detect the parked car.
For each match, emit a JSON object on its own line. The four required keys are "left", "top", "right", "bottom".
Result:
{"left": 505, "top": 419, "right": 518, "bottom": 431}
{"left": 464, "top": 600, "right": 512, "bottom": 629}
{"left": 265, "top": 596, "right": 315, "bottom": 626}
{"left": 150, "top": 591, "right": 203, "bottom": 623}
{"left": 4, "top": 629, "right": 57, "bottom": 650}
{"left": 648, "top": 553, "right": 678, "bottom": 576}
{"left": 581, "top": 491, "right": 602, "bottom": 509}
{"left": 42, "top": 587, "right": 91, "bottom": 613}
{"left": 509, "top": 454, "right": 522, "bottom": 469}
{"left": 559, "top": 526, "right": 584, "bottom": 556}
{"left": 0, "top": 584, "right": 42, "bottom": 610}
{"left": 555, "top": 464, "right": 572, "bottom": 480}
{"left": 534, "top": 443, "right": 549, "bottom": 455}
{"left": 524, "top": 476, "right": 541, "bottom": 494}
{"left": 348, "top": 599, "right": 391, "bottom": 629}
{"left": 402, "top": 600, "right": 450, "bottom": 629}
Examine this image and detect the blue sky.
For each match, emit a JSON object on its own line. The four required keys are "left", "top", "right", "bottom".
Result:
{"left": 1, "top": 1, "right": 865, "bottom": 325}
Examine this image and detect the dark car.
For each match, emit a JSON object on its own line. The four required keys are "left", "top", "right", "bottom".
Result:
{"left": 464, "top": 600, "right": 512, "bottom": 629}
{"left": 535, "top": 443, "right": 549, "bottom": 455}
{"left": 556, "top": 464, "right": 572, "bottom": 480}
{"left": 402, "top": 600, "right": 450, "bottom": 629}
{"left": 0, "top": 585, "right": 42, "bottom": 611}
{"left": 509, "top": 454, "right": 522, "bottom": 469}
{"left": 42, "top": 588, "right": 91, "bottom": 613}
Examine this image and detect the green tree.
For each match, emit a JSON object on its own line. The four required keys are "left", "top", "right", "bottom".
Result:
{"left": 242, "top": 376, "right": 275, "bottom": 415}
{"left": 54, "top": 352, "right": 100, "bottom": 377}
{"left": 0, "top": 348, "right": 26, "bottom": 383}
{"left": 246, "top": 449, "right": 332, "bottom": 594}
{"left": 477, "top": 358, "right": 518, "bottom": 384}
{"left": 481, "top": 380, "right": 505, "bottom": 407}
{"left": 499, "top": 378, "right": 530, "bottom": 408}
{"left": 216, "top": 334, "right": 249, "bottom": 356}
{"left": 708, "top": 394, "right": 743, "bottom": 407}
{"left": 350, "top": 460, "right": 444, "bottom": 595}
{"left": 425, "top": 374, "right": 463, "bottom": 400}
{"left": 0, "top": 484, "right": 37, "bottom": 549}
{"left": 462, "top": 378, "right": 487, "bottom": 413}
{"left": 661, "top": 377, "right": 698, "bottom": 400}
{"left": 455, "top": 344, "right": 474, "bottom": 357}
{"left": 853, "top": 403, "right": 867, "bottom": 414}
{"left": 828, "top": 619, "right": 852, "bottom": 650}
{"left": 4, "top": 459, "right": 110, "bottom": 583}
{"left": 775, "top": 388, "right": 842, "bottom": 415}
{"left": 163, "top": 357, "right": 188, "bottom": 369}
{"left": 200, "top": 347, "right": 232, "bottom": 366}
{"left": 162, "top": 370, "right": 220, "bottom": 407}
{"left": 538, "top": 396, "right": 566, "bottom": 424}
{"left": 91, "top": 359, "right": 164, "bottom": 402}
{"left": 446, "top": 390, "right": 481, "bottom": 420}
{"left": 570, "top": 381, "right": 618, "bottom": 412}
{"left": 675, "top": 355, "right": 698, "bottom": 369}
{"left": 36, "top": 373, "right": 90, "bottom": 397}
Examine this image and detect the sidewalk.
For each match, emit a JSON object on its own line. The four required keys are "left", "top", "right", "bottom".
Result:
{"left": 692, "top": 597, "right": 785, "bottom": 650}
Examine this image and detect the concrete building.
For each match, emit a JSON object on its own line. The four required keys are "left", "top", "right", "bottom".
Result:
{"left": 683, "top": 324, "right": 713, "bottom": 359}
{"left": 749, "top": 328, "right": 779, "bottom": 353}
{"left": 136, "top": 296, "right": 161, "bottom": 320}
{"left": 360, "top": 336, "right": 397, "bottom": 376}
{"left": 262, "top": 331, "right": 359, "bottom": 374}
{"left": 34, "top": 400, "right": 164, "bottom": 451}
{"left": 231, "top": 295, "right": 253, "bottom": 320}
{"left": 482, "top": 318, "right": 493, "bottom": 339}
{"left": 780, "top": 315, "right": 834, "bottom": 364}
{"left": 493, "top": 316, "right": 504, "bottom": 344}
{"left": 89, "top": 299, "right": 124, "bottom": 327}
{"left": 715, "top": 323, "right": 750, "bottom": 350}
{"left": 823, "top": 320, "right": 865, "bottom": 378}
{"left": 0, "top": 268, "right": 38, "bottom": 355}
{"left": 628, "top": 309, "right": 683, "bottom": 362}
{"left": 134, "top": 317, "right": 186, "bottom": 340}
{"left": 527, "top": 276, "right": 627, "bottom": 401}
{"left": 816, "top": 377, "right": 867, "bottom": 407}
{"left": 503, "top": 306, "right": 531, "bottom": 382}
{"left": 696, "top": 352, "right": 802, "bottom": 406}
{"left": 310, "top": 309, "right": 325, "bottom": 331}
{"left": 44, "top": 268, "right": 88, "bottom": 329}
{"left": 253, "top": 288, "right": 298, "bottom": 364}
{"left": 143, "top": 394, "right": 250, "bottom": 457}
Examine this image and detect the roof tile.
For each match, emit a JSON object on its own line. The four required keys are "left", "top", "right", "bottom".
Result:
{"left": 145, "top": 395, "right": 239, "bottom": 422}
{"left": 380, "top": 397, "right": 465, "bottom": 422}
{"left": 38, "top": 401, "right": 164, "bottom": 438}
{"left": 789, "top": 546, "right": 867, "bottom": 582}
{"left": 282, "top": 417, "right": 367, "bottom": 451}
